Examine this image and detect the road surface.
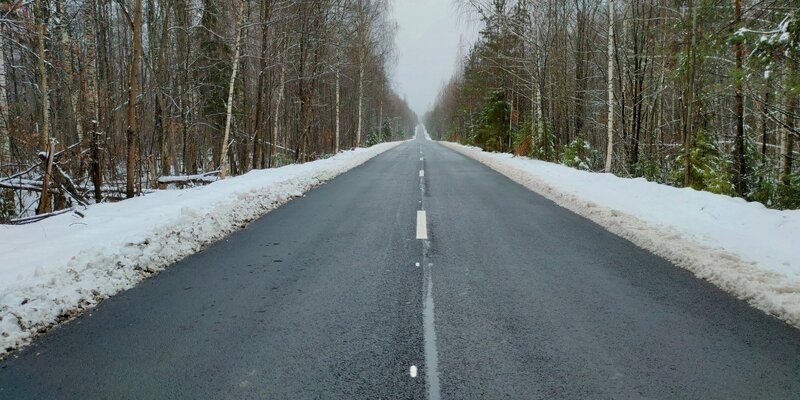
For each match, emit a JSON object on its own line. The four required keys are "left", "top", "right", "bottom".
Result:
{"left": 2, "top": 131, "right": 800, "bottom": 399}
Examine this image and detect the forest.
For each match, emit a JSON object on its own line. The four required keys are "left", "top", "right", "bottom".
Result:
{"left": 0, "top": 0, "right": 417, "bottom": 223}
{"left": 425, "top": 0, "right": 800, "bottom": 209}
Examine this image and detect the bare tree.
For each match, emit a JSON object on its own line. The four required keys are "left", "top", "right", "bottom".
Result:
{"left": 0, "top": 36, "right": 10, "bottom": 171}
{"left": 126, "top": 0, "right": 143, "bottom": 198}
{"left": 35, "top": 0, "right": 53, "bottom": 214}
{"left": 220, "top": 0, "right": 246, "bottom": 179}
{"left": 0, "top": 0, "right": 416, "bottom": 219}
{"left": 605, "top": 0, "right": 615, "bottom": 173}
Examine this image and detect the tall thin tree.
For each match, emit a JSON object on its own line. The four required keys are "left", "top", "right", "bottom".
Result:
{"left": 220, "top": 0, "right": 247, "bottom": 179}
{"left": 605, "top": 0, "right": 615, "bottom": 173}
{"left": 126, "top": 0, "right": 143, "bottom": 198}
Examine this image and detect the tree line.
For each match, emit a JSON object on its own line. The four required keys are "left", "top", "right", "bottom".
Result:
{"left": 425, "top": 0, "right": 799, "bottom": 209}
{"left": 0, "top": 0, "right": 416, "bottom": 222}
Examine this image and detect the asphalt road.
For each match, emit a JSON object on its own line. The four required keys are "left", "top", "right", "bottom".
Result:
{"left": 2, "top": 131, "right": 800, "bottom": 399}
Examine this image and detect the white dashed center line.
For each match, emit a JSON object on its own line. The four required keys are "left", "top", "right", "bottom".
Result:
{"left": 415, "top": 140, "right": 440, "bottom": 399}
{"left": 416, "top": 211, "right": 428, "bottom": 239}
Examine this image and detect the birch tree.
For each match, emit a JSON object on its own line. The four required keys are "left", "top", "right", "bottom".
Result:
{"left": 605, "top": 0, "right": 615, "bottom": 173}
{"left": 0, "top": 38, "right": 10, "bottom": 170}
{"left": 35, "top": 0, "right": 53, "bottom": 214}
{"left": 353, "top": 0, "right": 375, "bottom": 147}
{"left": 219, "top": 0, "right": 246, "bottom": 179}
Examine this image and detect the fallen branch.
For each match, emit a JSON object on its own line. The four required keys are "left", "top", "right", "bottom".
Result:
{"left": 0, "top": 140, "right": 85, "bottom": 187}
{"left": 53, "top": 164, "right": 88, "bottom": 206}
{"left": 10, "top": 207, "right": 77, "bottom": 225}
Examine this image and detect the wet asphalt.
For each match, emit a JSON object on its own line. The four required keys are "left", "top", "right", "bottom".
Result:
{"left": 1, "top": 133, "right": 799, "bottom": 399}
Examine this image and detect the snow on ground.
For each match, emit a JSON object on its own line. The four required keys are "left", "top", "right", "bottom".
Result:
{"left": 0, "top": 142, "right": 402, "bottom": 356}
{"left": 441, "top": 141, "right": 800, "bottom": 327}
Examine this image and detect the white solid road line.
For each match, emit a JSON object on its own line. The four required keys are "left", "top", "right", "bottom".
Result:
{"left": 421, "top": 255, "right": 441, "bottom": 400}
{"left": 419, "top": 170, "right": 425, "bottom": 177}
{"left": 416, "top": 211, "right": 428, "bottom": 239}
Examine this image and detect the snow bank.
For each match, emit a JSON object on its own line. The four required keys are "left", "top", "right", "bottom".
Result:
{"left": 0, "top": 142, "right": 401, "bottom": 356}
{"left": 441, "top": 141, "right": 800, "bottom": 327}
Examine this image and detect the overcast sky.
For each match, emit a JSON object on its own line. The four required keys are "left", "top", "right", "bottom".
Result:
{"left": 391, "top": 0, "right": 478, "bottom": 117}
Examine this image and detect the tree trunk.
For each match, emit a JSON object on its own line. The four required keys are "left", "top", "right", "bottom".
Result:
{"left": 536, "top": 76, "right": 545, "bottom": 159}
{"left": 176, "top": 0, "right": 191, "bottom": 174}
{"left": 157, "top": 4, "right": 171, "bottom": 177}
{"left": 56, "top": 0, "right": 82, "bottom": 144}
{"left": 269, "top": 44, "right": 286, "bottom": 168}
{"left": 36, "top": 0, "right": 53, "bottom": 213}
{"left": 335, "top": 66, "right": 340, "bottom": 153}
{"left": 0, "top": 38, "right": 10, "bottom": 170}
{"left": 86, "top": 0, "right": 102, "bottom": 203}
{"left": 126, "top": 0, "right": 143, "bottom": 198}
{"left": 36, "top": 0, "right": 51, "bottom": 150}
{"left": 90, "top": 122, "right": 102, "bottom": 202}
{"left": 356, "top": 46, "right": 365, "bottom": 147}
{"left": 733, "top": 0, "right": 746, "bottom": 195}
{"left": 780, "top": 95, "right": 796, "bottom": 185}
{"left": 252, "top": 0, "right": 272, "bottom": 170}
{"left": 37, "top": 141, "right": 55, "bottom": 215}
{"left": 507, "top": 86, "right": 513, "bottom": 152}
{"left": 760, "top": 89, "right": 769, "bottom": 162}
{"left": 219, "top": 0, "right": 246, "bottom": 179}
{"left": 604, "top": 0, "right": 615, "bottom": 173}
{"left": 683, "top": 0, "right": 698, "bottom": 187}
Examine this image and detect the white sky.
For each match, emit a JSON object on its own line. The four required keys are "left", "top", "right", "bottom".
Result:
{"left": 391, "top": 0, "right": 478, "bottom": 117}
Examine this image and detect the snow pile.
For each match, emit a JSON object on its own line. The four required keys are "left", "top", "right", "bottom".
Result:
{"left": 441, "top": 142, "right": 800, "bottom": 327}
{"left": 0, "top": 142, "right": 401, "bottom": 356}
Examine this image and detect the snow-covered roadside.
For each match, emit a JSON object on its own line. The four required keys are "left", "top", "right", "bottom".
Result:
{"left": 441, "top": 141, "right": 800, "bottom": 327}
{"left": 0, "top": 142, "right": 402, "bottom": 356}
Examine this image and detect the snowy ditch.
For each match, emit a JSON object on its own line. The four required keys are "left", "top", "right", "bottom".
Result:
{"left": 441, "top": 141, "right": 800, "bottom": 328}
{"left": 0, "top": 142, "right": 402, "bottom": 357}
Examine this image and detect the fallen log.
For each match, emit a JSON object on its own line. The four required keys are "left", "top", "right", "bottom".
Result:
{"left": 157, "top": 171, "right": 220, "bottom": 188}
